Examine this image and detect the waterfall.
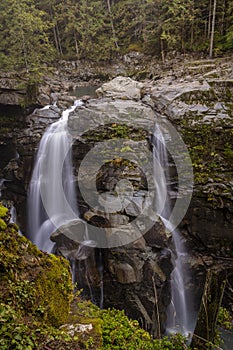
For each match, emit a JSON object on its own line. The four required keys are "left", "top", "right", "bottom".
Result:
{"left": 0, "top": 178, "right": 5, "bottom": 198}
{"left": 152, "top": 123, "right": 196, "bottom": 340}
{"left": 27, "top": 100, "right": 82, "bottom": 252}
{"left": 27, "top": 100, "right": 103, "bottom": 308}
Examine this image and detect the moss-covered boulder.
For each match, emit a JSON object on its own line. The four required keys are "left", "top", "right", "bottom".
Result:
{"left": 0, "top": 203, "right": 73, "bottom": 327}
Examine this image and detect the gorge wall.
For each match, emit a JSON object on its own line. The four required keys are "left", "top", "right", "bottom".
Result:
{"left": 0, "top": 58, "right": 233, "bottom": 334}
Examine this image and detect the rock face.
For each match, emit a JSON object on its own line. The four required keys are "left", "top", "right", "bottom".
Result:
{"left": 0, "top": 105, "right": 62, "bottom": 231}
{"left": 52, "top": 97, "right": 174, "bottom": 335}
{"left": 1, "top": 58, "right": 233, "bottom": 334}
{"left": 52, "top": 219, "right": 172, "bottom": 336}
{"left": 148, "top": 75, "right": 233, "bottom": 252}
{"left": 0, "top": 73, "right": 30, "bottom": 106}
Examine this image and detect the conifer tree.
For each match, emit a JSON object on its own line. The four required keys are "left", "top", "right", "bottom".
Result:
{"left": 0, "top": 0, "right": 55, "bottom": 71}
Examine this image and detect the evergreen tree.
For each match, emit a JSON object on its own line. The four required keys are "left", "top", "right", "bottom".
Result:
{"left": 0, "top": 0, "right": 55, "bottom": 71}
{"left": 0, "top": 0, "right": 232, "bottom": 68}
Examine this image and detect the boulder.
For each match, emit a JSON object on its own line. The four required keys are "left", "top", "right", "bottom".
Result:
{"left": 96, "top": 76, "right": 144, "bottom": 100}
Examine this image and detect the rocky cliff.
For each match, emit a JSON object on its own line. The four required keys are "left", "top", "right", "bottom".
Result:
{"left": 0, "top": 58, "right": 233, "bottom": 335}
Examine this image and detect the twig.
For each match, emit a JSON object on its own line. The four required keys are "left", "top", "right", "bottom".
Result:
{"left": 152, "top": 275, "right": 161, "bottom": 339}
{"left": 192, "top": 333, "right": 224, "bottom": 350}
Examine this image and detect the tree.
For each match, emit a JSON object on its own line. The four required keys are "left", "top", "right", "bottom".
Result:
{"left": 106, "top": 0, "right": 119, "bottom": 49}
{"left": 159, "top": 0, "right": 196, "bottom": 53}
{"left": 0, "top": 0, "right": 55, "bottom": 71}
{"left": 37, "top": 0, "right": 64, "bottom": 56}
{"left": 209, "top": 0, "right": 217, "bottom": 58}
{"left": 225, "top": 0, "right": 233, "bottom": 49}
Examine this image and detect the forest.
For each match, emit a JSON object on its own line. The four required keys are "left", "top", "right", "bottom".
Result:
{"left": 0, "top": 0, "right": 233, "bottom": 72}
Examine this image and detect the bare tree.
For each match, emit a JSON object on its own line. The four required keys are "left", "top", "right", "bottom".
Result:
{"left": 209, "top": 0, "right": 217, "bottom": 58}
{"left": 107, "top": 0, "right": 119, "bottom": 49}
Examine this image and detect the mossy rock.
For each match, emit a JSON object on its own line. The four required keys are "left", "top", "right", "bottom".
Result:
{"left": 0, "top": 204, "right": 193, "bottom": 349}
{"left": 0, "top": 205, "right": 8, "bottom": 218}
{"left": 0, "top": 202, "right": 73, "bottom": 327}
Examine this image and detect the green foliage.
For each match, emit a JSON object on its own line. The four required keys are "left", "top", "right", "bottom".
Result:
{"left": 0, "top": 0, "right": 55, "bottom": 72}
{"left": 0, "top": 218, "right": 7, "bottom": 230}
{"left": 7, "top": 280, "right": 35, "bottom": 312}
{"left": 0, "top": 205, "right": 8, "bottom": 218}
{"left": 0, "top": 0, "right": 233, "bottom": 65}
{"left": 74, "top": 301, "right": 191, "bottom": 350}
{"left": 100, "top": 309, "right": 191, "bottom": 349}
{"left": 218, "top": 307, "right": 233, "bottom": 330}
{"left": 0, "top": 303, "right": 37, "bottom": 350}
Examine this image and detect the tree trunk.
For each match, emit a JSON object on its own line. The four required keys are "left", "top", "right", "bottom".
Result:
{"left": 74, "top": 32, "right": 79, "bottom": 57}
{"left": 49, "top": 9, "right": 60, "bottom": 56}
{"left": 56, "top": 24, "right": 63, "bottom": 56}
{"left": 107, "top": 0, "right": 119, "bottom": 49}
{"left": 160, "top": 38, "right": 165, "bottom": 64}
{"left": 52, "top": 26, "right": 60, "bottom": 55}
{"left": 208, "top": 0, "right": 212, "bottom": 38}
{"left": 20, "top": 30, "right": 28, "bottom": 72}
{"left": 192, "top": 269, "right": 226, "bottom": 349}
{"left": 209, "top": 0, "right": 217, "bottom": 58}
{"left": 221, "top": 0, "right": 226, "bottom": 35}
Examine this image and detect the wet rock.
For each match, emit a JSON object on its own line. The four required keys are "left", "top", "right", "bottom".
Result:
{"left": 144, "top": 219, "right": 171, "bottom": 248}
{"left": 109, "top": 261, "right": 138, "bottom": 284}
{"left": 57, "top": 94, "right": 77, "bottom": 109}
{"left": 37, "top": 93, "right": 51, "bottom": 106}
{"left": 81, "top": 95, "right": 91, "bottom": 102}
{"left": 68, "top": 98, "right": 155, "bottom": 137}
{"left": 51, "top": 219, "right": 87, "bottom": 249}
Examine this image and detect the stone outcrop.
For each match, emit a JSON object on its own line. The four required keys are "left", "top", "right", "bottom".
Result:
{"left": 67, "top": 72, "right": 232, "bottom": 330}
{"left": 49, "top": 96, "right": 174, "bottom": 335}
{"left": 147, "top": 75, "right": 233, "bottom": 252}
{"left": 0, "top": 105, "right": 62, "bottom": 231}
{"left": 52, "top": 217, "right": 172, "bottom": 336}
{"left": 96, "top": 76, "right": 144, "bottom": 100}
{"left": 1, "top": 58, "right": 233, "bottom": 334}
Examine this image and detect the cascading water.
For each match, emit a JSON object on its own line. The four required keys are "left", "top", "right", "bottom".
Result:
{"left": 27, "top": 100, "right": 82, "bottom": 252}
{"left": 0, "top": 178, "right": 4, "bottom": 198}
{"left": 27, "top": 97, "right": 196, "bottom": 332}
{"left": 27, "top": 100, "right": 103, "bottom": 307}
{"left": 152, "top": 123, "right": 197, "bottom": 340}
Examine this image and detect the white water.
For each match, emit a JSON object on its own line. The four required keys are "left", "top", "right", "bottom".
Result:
{"left": 27, "top": 100, "right": 196, "bottom": 327}
{"left": 0, "top": 178, "right": 5, "bottom": 198}
{"left": 27, "top": 100, "right": 104, "bottom": 308}
{"left": 27, "top": 101, "right": 82, "bottom": 252}
{"left": 152, "top": 123, "right": 196, "bottom": 340}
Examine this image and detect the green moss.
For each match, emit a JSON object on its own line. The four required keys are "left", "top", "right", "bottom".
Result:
{"left": 0, "top": 203, "right": 73, "bottom": 328}
{"left": 218, "top": 307, "right": 233, "bottom": 330}
{"left": 176, "top": 115, "right": 233, "bottom": 188}
{"left": 180, "top": 88, "right": 217, "bottom": 105}
{"left": 0, "top": 205, "right": 8, "bottom": 218}
{"left": 0, "top": 203, "right": 194, "bottom": 349}
{"left": 0, "top": 218, "right": 7, "bottom": 230}
{"left": 35, "top": 254, "right": 73, "bottom": 327}
{"left": 83, "top": 123, "right": 147, "bottom": 142}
